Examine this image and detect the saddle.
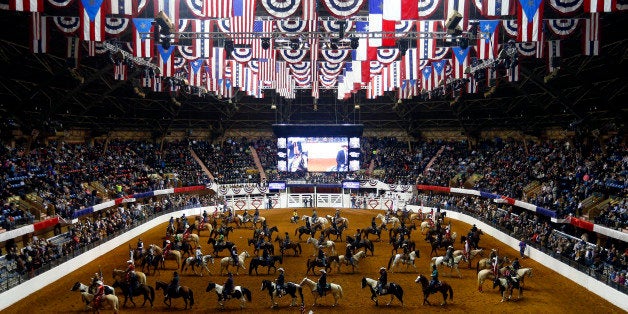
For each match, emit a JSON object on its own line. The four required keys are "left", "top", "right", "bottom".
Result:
{"left": 317, "top": 284, "right": 331, "bottom": 295}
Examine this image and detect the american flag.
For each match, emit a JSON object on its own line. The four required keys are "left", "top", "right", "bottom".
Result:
{"left": 517, "top": 0, "right": 544, "bottom": 42}
{"left": 418, "top": 21, "right": 439, "bottom": 60}
{"left": 230, "top": 0, "right": 257, "bottom": 45}
{"left": 114, "top": 63, "right": 127, "bottom": 80}
{"left": 451, "top": 47, "right": 469, "bottom": 79}
{"left": 446, "top": 0, "right": 469, "bottom": 30}
{"left": 80, "top": 0, "right": 107, "bottom": 41}
{"left": 157, "top": 45, "right": 175, "bottom": 77}
{"left": 211, "top": 47, "right": 225, "bottom": 85}
{"left": 189, "top": 59, "right": 204, "bottom": 86}
{"left": 193, "top": 19, "right": 212, "bottom": 58}
{"left": 369, "top": 0, "right": 383, "bottom": 47}
{"left": 480, "top": 0, "right": 513, "bottom": 16}
{"left": 476, "top": 20, "right": 499, "bottom": 60}
{"left": 583, "top": 13, "right": 599, "bottom": 56}
{"left": 507, "top": 64, "right": 519, "bottom": 82}
{"left": 403, "top": 48, "right": 418, "bottom": 82}
{"left": 153, "top": 76, "right": 162, "bottom": 91}
{"left": 132, "top": 18, "right": 153, "bottom": 58}
{"left": 109, "top": 0, "right": 135, "bottom": 16}
{"left": 10, "top": 0, "right": 43, "bottom": 12}
{"left": 584, "top": 0, "right": 616, "bottom": 12}
{"left": 204, "top": 0, "right": 233, "bottom": 18}
{"left": 309, "top": 19, "right": 319, "bottom": 99}
{"left": 252, "top": 20, "right": 275, "bottom": 85}
{"left": 466, "top": 75, "right": 477, "bottom": 93}
{"left": 30, "top": 12, "right": 47, "bottom": 53}
{"left": 154, "top": 0, "right": 180, "bottom": 26}
{"left": 302, "top": 0, "right": 317, "bottom": 20}
{"left": 66, "top": 37, "right": 80, "bottom": 68}
{"left": 142, "top": 71, "right": 153, "bottom": 87}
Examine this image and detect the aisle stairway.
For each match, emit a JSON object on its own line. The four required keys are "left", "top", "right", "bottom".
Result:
{"left": 249, "top": 145, "right": 267, "bottom": 182}
{"left": 423, "top": 145, "right": 446, "bottom": 175}
{"left": 188, "top": 147, "right": 215, "bottom": 182}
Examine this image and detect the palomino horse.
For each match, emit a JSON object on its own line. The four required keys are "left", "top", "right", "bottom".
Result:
{"left": 206, "top": 282, "right": 252, "bottom": 309}
{"left": 80, "top": 292, "right": 120, "bottom": 313}
{"left": 515, "top": 268, "right": 533, "bottom": 287}
{"left": 190, "top": 219, "right": 213, "bottom": 236}
{"left": 299, "top": 277, "right": 343, "bottom": 307}
{"left": 275, "top": 236, "right": 302, "bottom": 257}
{"left": 476, "top": 269, "right": 494, "bottom": 292}
{"left": 387, "top": 250, "right": 420, "bottom": 273}
{"left": 112, "top": 269, "right": 147, "bottom": 285}
{"left": 234, "top": 214, "right": 254, "bottom": 229}
{"left": 430, "top": 255, "right": 464, "bottom": 278}
{"left": 155, "top": 280, "right": 194, "bottom": 309}
{"left": 361, "top": 277, "right": 404, "bottom": 306}
{"left": 332, "top": 250, "right": 366, "bottom": 273}
{"left": 306, "top": 237, "right": 337, "bottom": 255}
{"left": 419, "top": 220, "right": 433, "bottom": 234}
{"left": 219, "top": 251, "right": 251, "bottom": 275}
{"left": 476, "top": 256, "right": 510, "bottom": 273}
{"left": 260, "top": 279, "right": 304, "bottom": 308}
{"left": 112, "top": 280, "right": 155, "bottom": 308}
{"left": 493, "top": 277, "right": 523, "bottom": 302}
{"left": 149, "top": 244, "right": 182, "bottom": 269}
{"left": 175, "top": 233, "right": 200, "bottom": 248}
{"left": 415, "top": 274, "right": 454, "bottom": 306}
{"left": 453, "top": 248, "right": 484, "bottom": 268}
{"left": 181, "top": 255, "right": 214, "bottom": 276}
{"left": 376, "top": 213, "right": 400, "bottom": 228}
{"left": 325, "top": 215, "right": 349, "bottom": 228}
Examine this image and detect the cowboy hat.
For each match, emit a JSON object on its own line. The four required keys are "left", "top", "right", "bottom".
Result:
{"left": 319, "top": 269, "right": 326, "bottom": 274}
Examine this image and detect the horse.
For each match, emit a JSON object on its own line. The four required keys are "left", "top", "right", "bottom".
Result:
{"left": 149, "top": 245, "right": 182, "bottom": 269}
{"left": 420, "top": 220, "right": 433, "bottom": 234}
{"left": 476, "top": 269, "right": 494, "bottom": 292}
{"left": 515, "top": 268, "right": 533, "bottom": 287}
{"left": 476, "top": 256, "right": 510, "bottom": 273}
{"left": 346, "top": 235, "right": 375, "bottom": 256}
{"left": 387, "top": 250, "right": 420, "bottom": 273}
{"left": 389, "top": 239, "right": 416, "bottom": 255}
{"left": 294, "top": 224, "right": 323, "bottom": 241}
{"left": 175, "top": 233, "right": 200, "bottom": 248}
{"left": 190, "top": 219, "right": 214, "bottom": 236}
{"left": 361, "top": 223, "right": 388, "bottom": 242}
{"left": 206, "top": 238, "right": 235, "bottom": 257}
{"left": 430, "top": 255, "right": 464, "bottom": 278}
{"left": 468, "top": 229, "right": 484, "bottom": 249}
{"left": 389, "top": 224, "right": 417, "bottom": 240}
{"left": 181, "top": 254, "right": 214, "bottom": 276}
{"left": 248, "top": 255, "right": 283, "bottom": 275}
{"left": 112, "top": 269, "right": 147, "bottom": 285}
{"left": 302, "top": 215, "right": 328, "bottom": 226}
{"left": 80, "top": 292, "right": 120, "bottom": 313}
{"left": 252, "top": 216, "right": 266, "bottom": 229}
{"left": 376, "top": 213, "right": 400, "bottom": 228}
{"left": 275, "top": 236, "right": 302, "bottom": 257}
{"left": 260, "top": 279, "right": 304, "bottom": 308}
{"left": 321, "top": 225, "right": 347, "bottom": 242}
{"left": 71, "top": 281, "right": 115, "bottom": 308}
{"left": 428, "top": 234, "right": 457, "bottom": 257}
{"left": 247, "top": 238, "right": 275, "bottom": 256}
{"left": 306, "top": 237, "right": 337, "bottom": 255}
{"left": 493, "top": 277, "right": 523, "bottom": 302}
{"left": 299, "top": 277, "right": 343, "bottom": 307}
{"left": 361, "top": 277, "right": 404, "bottom": 306}
{"left": 206, "top": 282, "right": 252, "bottom": 309}
{"left": 331, "top": 250, "right": 366, "bottom": 273}
{"left": 415, "top": 274, "right": 453, "bottom": 306}
{"left": 155, "top": 280, "right": 194, "bottom": 309}
{"left": 219, "top": 251, "right": 251, "bottom": 275}
{"left": 174, "top": 240, "right": 194, "bottom": 259}
{"left": 210, "top": 226, "right": 234, "bottom": 240}
{"left": 234, "top": 214, "right": 254, "bottom": 229}
{"left": 112, "top": 280, "right": 155, "bottom": 308}
{"left": 453, "top": 248, "right": 484, "bottom": 268}
{"left": 326, "top": 215, "right": 349, "bottom": 229}
{"left": 254, "top": 226, "right": 279, "bottom": 241}
{"left": 409, "top": 213, "right": 424, "bottom": 223}
{"left": 305, "top": 256, "right": 337, "bottom": 275}
{"left": 140, "top": 253, "right": 163, "bottom": 275}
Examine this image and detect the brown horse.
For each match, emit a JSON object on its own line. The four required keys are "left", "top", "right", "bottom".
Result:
{"left": 361, "top": 223, "right": 387, "bottom": 241}
{"left": 305, "top": 256, "right": 337, "bottom": 275}
{"left": 155, "top": 280, "right": 194, "bottom": 309}
{"left": 274, "top": 236, "right": 302, "bottom": 257}
{"left": 414, "top": 274, "right": 453, "bottom": 306}
{"left": 321, "top": 225, "right": 347, "bottom": 242}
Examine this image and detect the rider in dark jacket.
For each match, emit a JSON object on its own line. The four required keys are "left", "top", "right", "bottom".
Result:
{"left": 317, "top": 247, "right": 327, "bottom": 267}
{"left": 276, "top": 268, "right": 285, "bottom": 296}
{"left": 345, "top": 243, "right": 354, "bottom": 266}
{"left": 223, "top": 272, "right": 234, "bottom": 300}
{"left": 377, "top": 267, "right": 387, "bottom": 295}
{"left": 354, "top": 229, "right": 362, "bottom": 246}
{"left": 428, "top": 264, "right": 439, "bottom": 292}
{"left": 371, "top": 217, "right": 377, "bottom": 229}
{"left": 231, "top": 246, "right": 239, "bottom": 266}
{"left": 317, "top": 270, "right": 327, "bottom": 296}
{"left": 167, "top": 271, "right": 179, "bottom": 298}
{"left": 262, "top": 247, "right": 271, "bottom": 263}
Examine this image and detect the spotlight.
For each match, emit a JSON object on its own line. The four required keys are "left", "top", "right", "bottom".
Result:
{"left": 354, "top": 104, "right": 360, "bottom": 110}
{"left": 261, "top": 38, "right": 270, "bottom": 50}
{"left": 445, "top": 10, "right": 462, "bottom": 36}
{"left": 458, "top": 37, "right": 469, "bottom": 49}
{"left": 350, "top": 37, "right": 359, "bottom": 49}
{"left": 155, "top": 11, "right": 175, "bottom": 34}
{"left": 289, "top": 38, "right": 300, "bottom": 50}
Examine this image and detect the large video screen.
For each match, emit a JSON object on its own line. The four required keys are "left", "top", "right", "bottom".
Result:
{"left": 277, "top": 136, "right": 360, "bottom": 172}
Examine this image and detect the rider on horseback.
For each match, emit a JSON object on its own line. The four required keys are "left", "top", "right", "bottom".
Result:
{"left": 311, "top": 209, "right": 318, "bottom": 223}
{"left": 242, "top": 208, "right": 250, "bottom": 222}
{"left": 371, "top": 217, "right": 377, "bottom": 229}
{"left": 318, "top": 233, "right": 326, "bottom": 246}
{"left": 217, "top": 234, "right": 226, "bottom": 246}
{"left": 428, "top": 264, "right": 439, "bottom": 293}
{"left": 195, "top": 246, "right": 203, "bottom": 267}
{"left": 223, "top": 272, "right": 234, "bottom": 300}
{"left": 231, "top": 245, "right": 239, "bottom": 267}
{"left": 345, "top": 243, "right": 354, "bottom": 266}
{"left": 166, "top": 271, "right": 179, "bottom": 299}
{"left": 125, "top": 259, "right": 137, "bottom": 295}
{"left": 136, "top": 238, "right": 144, "bottom": 257}
{"left": 317, "top": 247, "right": 327, "bottom": 267}
{"left": 275, "top": 268, "right": 286, "bottom": 297}
{"left": 163, "top": 240, "right": 172, "bottom": 259}
{"left": 463, "top": 237, "right": 471, "bottom": 261}
{"left": 256, "top": 232, "right": 266, "bottom": 251}
{"left": 402, "top": 243, "right": 411, "bottom": 261}
{"left": 354, "top": 229, "right": 362, "bottom": 247}
{"left": 261, "top": 220, "right": 270, "bottom": 237}
{"left": 399, "top": 220, "right": 408, "bottom": 237}
{"left": 262, "top": 247, "right": 272, "bottom": 264}
{"left": 444, "top": 245, "right": 454, "bottom": 267}
{"left": 93, "top": 275, "right": 105, "bottom": 308}
{"left": 377, "top": 267, "right": 388, "bottom": 295}
{"left": 305, "top": 218, "right": 312, "bottom": 234}
{"left": 317, "top": 269, "right": 327, "bottom": 296}
{"left": 253, "top": 208, "right": 259, "bottom": 223}
{"left": 292, "top": 208, "right": 299, "bottom": 223}
{"left": 283, "top": 232, "right": 291, "bottom": 248}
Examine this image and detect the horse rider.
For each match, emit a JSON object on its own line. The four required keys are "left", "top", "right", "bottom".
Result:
{"left": 331, "top": 216, "right": 339, "bottom": 233}
{"left": 471, "top": 224, "right": 478, "bottom": 233}
{"left": 345, "top": 243, "right": 354, "bottom": 266}
{"left": 125, "top": 259, "right": 137, "bottom": 296}
{"left": 292, "top": 208, "right": 299, "bottom": 223}
{"left": 317, "top": 247, "right": 327, "bottom": 267}
{"left": 166, "top": 271, "right": 179, "bottom": 299}
{"left": 371, "top": 217, "right": 377, "bottom": 230}
{"left": 511, "top": 257, "right": 521, "bottom": 271}
{"left": 305, "top": 217, "right": 312, "bottom": 234}
{"left": 377, "top": 267, "right": 388, "bottom": 295}
{"left": 398, "top": 220, "right": 408, "bottom": 237}
{"left": 163, "top": 240, "right": 172, "bottom": 259}
{"left": 242, "top": 208, "right": 250, "bottom": 222}
{"left": 334, "top": 208, "right": 341, "bottom": 223}
{"left": 262, "top": 246, "right": 272, "bottom": 264}
{"left": 491, "top": 253, "right": 499, "bottom": 277}
{"left": 428, "top": 264, "right": 439, "bottom": 293}
{"left": 261, "top": 220, "right": 270, "bottom": 237}
{"left": 444, "top": 223, "right": 451, "bottom": 240}
{"left": 167, "top": 216, "right": 175, "bottom": 235}
{"left": 253, "top": 208, "right": 260, "bottom": 223}
{"left": 283, "top": 232, "right": 291, "bottom": 248}
{"left": 444, "top": 245, "right": 454, "bottom": 267}
{"left": 181, "top": 213, "right": 189, "bottom": 230}
{"left": 223, "top": 272, "right": 234, "bottom": 300}
{"left": 317, "top": 269, "right": 327, "bottom": 296}
{"left": 395, "top": 233, "right": 405, "bottom": 249}
{"left": 136, "top": 238, "right": 144, "bottom": 257}
{"left": 436, "top": 231, "right": 443, "bottom": 247}
{"left": 226, "top": 209, "right": 234, "bottom": 223}
{"left": 202, "top": 210, "right": 208, "bottom": 224}
{"left": 256, "top": 232, "right": 266, "bottom": 251}
{"left": 402, "top": 243, "right": 411, "bottom": 261}
{"left": 275, "top": 268, "right": 286, "bottom": 297}
{"left": 463, "top": 237, "right": 471, "bottom": 261}
{"left": 195, "top": 246, "right": 203, "bottom": 267}
{"left": 93, "top": 275, "right": 105, "bottom": 308}
{"left": 353, "top": 229, "right": 362, "bottom": 247}
{"left": 311, "top": 209, "right": 318, "bottom": 223}
{"left": 217, "top": 233, "right": 226, "bottom": 246}
{"left": 230, "top": 245, "right": 240, "bottom": 267}
{"left": 318, "top": 232, "right": 326, "bottom": 246}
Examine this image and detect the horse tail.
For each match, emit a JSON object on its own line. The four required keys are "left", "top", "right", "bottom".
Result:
{"left": 387, "top": 255, "right": 394, "bottom": 270}
{"left": 448, "top": 284, "right": 453, "bottom": 300}
{"left": 149, "top": 286, "right": 155, "bottom": 304}
{"left": 396, "top": 284, "right": 403, "bottom": 303}
{"left": 188, "top": 288, "right": 194, "bottom": 307}
{"left": 181, "top": 258, "right": 186, "bottom": 272}
{"left": 248, "top": 260, "right": 254, "bottom": 275}
{"left": 369, "top": 241, "right": 375, "bottom": 255}
{"left": 242, "top": 287, "right": 252, "bottom": 301}
{"left": 476, "top": 260, "right": 480, "bottom": 273}
{"left": 297, "top": 285, "right": 304, "bottom": 305}
{"left": 297, "top": 243, "right": 302, "bottom": 255}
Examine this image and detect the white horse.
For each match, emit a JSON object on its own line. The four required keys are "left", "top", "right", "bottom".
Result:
{"left": 306, "top": 237, "right": 337, "bottom": 255}
{"left": 181, "top": 254, "right": 214, "bottom": 276}
{"left": 430, "top": 255, "right": 464, "bottom": 278}
{"left": 206, "top": 282, "right": 252, "bottom": 309}
{"left": 493, "top": 277, "right": 523, "bottom": 302}
{"left": 420, "top": 220, "right": 432, "bottom": 233}
{"left": 376, "top": 213, "right": 400, "bottom": 228}
{"left": 516, "top": 268, "right": 533, "bottom": 287}
{"left": 476, "top": 269, "right": 494, "bottom": 292}
{"left": 332, "top": 250, "right": 366, "bottom": 273}
{"left": 80, "top": 292, "right": 120, "bottom": 313}
{"left": 219, "top": 251, "right": 251, "bottom": 275}
{"left": 71, "top": 281, "right": 115, "bottom": 296}
{"left": 453, "top": 248, "right": 484, "bottom": 264}
{"left": 387, "top": 250, "right": 420, "bottom": 273}
{"left": 299, "top": 277, "right": 343, "bottom": 307}
{"left": 302, "top": 215, "right": 329, "bottom": 226}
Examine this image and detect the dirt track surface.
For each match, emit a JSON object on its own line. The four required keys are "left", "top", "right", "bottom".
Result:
{"left": 5, "top": 208, "right": 624, "bottom": 313}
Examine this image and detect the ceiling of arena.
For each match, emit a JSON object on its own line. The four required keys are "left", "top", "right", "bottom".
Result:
{"left": 0, "top": 1, "right": 626, "bottom": 138}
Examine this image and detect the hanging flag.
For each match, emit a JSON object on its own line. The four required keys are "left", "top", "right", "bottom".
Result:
{"left": 53, "top": 16, "right": 81, "bottom": 34}
{"left": 204, "top": 0, "right": 232, "bottom": 17}
{"left": 583, "top": 13, "right": 599, "bottom": 55}
{"left": 507, "top": 64, "right": 519, "bottom": 82}
{"left": 547, "top": 40, "right": 561, "bottom": 73}
{"left": 404, "top": 48, "right": 418, "bottom": 82}
{"left": 432, "top": 60, "right": 448, "bottom": 87}
{"left": 354, "top": 22, "right": 369, "bottom": 61}
{"left": 10, "top": 0, "right": 43, "bottom": 12}
{"left": 212, "top": 47, "right": 225, "bottom": 81}
{"left": 66, "top": 37, "right": 80, "bottom": 68}
{"left": 584, "top": 0, "right": 616, "bottom": 12}
{"left": 517, "top": 0, "right": 544, "bottom": 42}
{"left": 480, "top": 0, "right": 513, "bottom": 16}
{"left": 401, "top": 0, "right": 419, "bottom": 19}
{"left": 421, "top": 65, "right": 433, "bottom": 92}
{"left": 114, "top": 63, "right": 127, "bottom": 80}
{"left": 80, "top": 0, "right": 107, "bottom": 41}
{"left": 157, "top": 44, "right": 175, "bottom": 77}
{"left": 418, "top": 21, "right": 439, "bottom": 60}
{"left": 466, "top": 75, "right": 477, "bottom": 93}
{"left": 382, "top": 19, "right": 396, "bottom": 47}
{"left": 110, "top": 0, "right": 136, "bottom": 16}
{"left": 30, "top": 12, "right": 47, "bottom": 53}
{"left": 153, "top": 76, "right": 163, "bottom": 91}
{"left": 369, "top": 0, "right": 383, "bottom": 47}
{"left": 230, "top": 0, "right": 257, "bottom": 45}
{"left": 302, "top": 0, "right": 316, "bottom": 20}
{"left": 383, "top": 0, "right": 401, "bottom": 21}
{"left": 451, "top": 46, "right": 469, "bottom": 79}
{"left": 189, "top": 59, "right": 203, "bottom": 86}
{"left": 548, "top": 0, "right": 582, "bottom": 14}
{"left": 476, "top": 20, "right": 499, "bottom": 59}
{"left": 132, "top": 18, "right": 153, "bottom": 57}
{"left": 192, "top": 19, "right": 212, "bottom": 58}
{"left": 547, "top": 19, "right": 579, "bottom": 38}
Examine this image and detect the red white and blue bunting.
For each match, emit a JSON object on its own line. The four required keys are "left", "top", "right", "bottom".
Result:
{"left": 184, "top": 0, "right": 203, "bottom": 17}
{"left": 395, "top": 20, "right": 413, "bottom": 35}
{"left": 217, "top": 19, "right": 230, "bottom": 33}
{"left": 320, "top": 61, "right": 344, "bottom": 74}
{"left": 321, "top": 0, "right": 366, "bottom": 18}
{"left": 517, "top": 42, "right": 538, "bottom": 56}
{"left": 376, "top": 48, "right": 399, "bottom": 64}
{"left": 178, "top": 45, "right": 198, "bottom": 60}
{"left": 418, "top": 0, "right": 441, "bottom": 18}
{"left": 433, "top": 47, "right": 450, "bottom": 60}
{"left": 289, "top": 61, "right": 311, "bottom": 74}
{"left": 547, "top": 19, "right": 579, "bottom": 37}
{"left": 105, "top": 17, "right": 129, "bottom": 36}
{"left": 248, "top": 60, "right": 259, "bottom": 74}
{"left": 47, "top": 0, "right": 73, "bottom": 7}
{"left": 231, "top": 47, "right": 253, "bottom": 63}
{"left": 277, "top": 20, "right": 307, "bottom": 33}
{"left": 370, "top": 61, "right": 383, "bottom": 74}
{"left": 548, "top": 0, "right": 583, "bottom": 14}
{"left": 260, "top": 0, "right": 301, "bottom": 18}
{"left": 280, "top": 49, "right": 308, "bottom": 63}
{"left": 53, "top": 16, "right": 80, "bottom": 34}
{"left": 321, "top": 20, "right": 354, "bottom": 33}
{"left": 320, "top": 49, "right": 349, "bottom": 63}
{"left": 502, "top": 19, "right": 518, "bottom": 37}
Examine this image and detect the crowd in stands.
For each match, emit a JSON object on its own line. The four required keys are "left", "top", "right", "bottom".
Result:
{"left": 191, "top": 139, "right": 259, "bottom": 184}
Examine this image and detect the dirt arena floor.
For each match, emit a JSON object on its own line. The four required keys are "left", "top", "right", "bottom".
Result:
{"left": 5, "top": 208, "right": 625, "bottom": 313}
